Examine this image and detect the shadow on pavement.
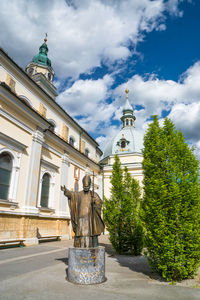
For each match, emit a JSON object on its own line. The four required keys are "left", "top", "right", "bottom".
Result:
{"left": 99, "top": 240, "right": 165, "bottom": 282}
{"left": 56, "top": 257, "right": 68, "bottom": 265}
{"left": 99, "top": 241, "right": 115, "bottom": 256}
{"left": 56, "top": 257, "right": 69, "bottom": 278}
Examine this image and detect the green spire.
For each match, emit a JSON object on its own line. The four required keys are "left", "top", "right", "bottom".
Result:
{"left": 32, "top": 35, "right": 51, "bottom": 67}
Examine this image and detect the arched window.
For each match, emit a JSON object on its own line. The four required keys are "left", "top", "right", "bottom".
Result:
{"left": 130, "top": 119, "right": 133, "bottom": 126}
{"left": 121, "top": 140, "right": 126, "bottom": 149}
{"left": 48, "top": 120, "right": 56, "bottom": 132}
{"left": 74, "top": 180, "right": 79, "bottom": 192}
{"left": 0, "top": 153, "right": 12, "bottom": 200}
{"left": 69, "top": 136, "right": 75, "bottom": 147}
{"left": 19, "top": 95, "right": 32, "bottom": 107}
{"left": 40, "top": 173, "right": 50, "bottom": 208}
{"left": 28, "top": 67, "right": 34, "bottom": 76}
{"left": 85, "top": 148, "right": 90, "bottom": 157}
{"left": 126, "top": 119, "right": 129, "bottom": 126}
{"left": 47, "top": 73, "right": 51, "bottom": 81}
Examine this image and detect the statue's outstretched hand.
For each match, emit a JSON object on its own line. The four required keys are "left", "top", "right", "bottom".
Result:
{"left": 61, "top": 185, "right": 72, "bottom": 199}
{"left": 61, "top": 185, "right": 66, "bottom": 192}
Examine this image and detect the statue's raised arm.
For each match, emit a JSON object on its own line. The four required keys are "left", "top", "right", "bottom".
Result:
{"left": 61, "top": 185, "right": 73, "bottom": 199}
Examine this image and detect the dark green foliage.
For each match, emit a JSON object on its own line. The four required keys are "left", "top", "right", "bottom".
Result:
{"left": 142, "top": 116, "right": 200, "bottom": 281}
{"left": 103, "top": 155, "right": 144, "bottom": 255}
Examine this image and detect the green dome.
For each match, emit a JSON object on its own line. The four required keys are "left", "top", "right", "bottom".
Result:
{"left": 32, "top": 42, "right": 51, "bottom": 67}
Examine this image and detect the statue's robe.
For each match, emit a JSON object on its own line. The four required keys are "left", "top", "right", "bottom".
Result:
{"left": 68, "top": 191, "right": 104, "bottom": 238}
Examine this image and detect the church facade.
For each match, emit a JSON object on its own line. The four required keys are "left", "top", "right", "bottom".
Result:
{"left": 0, "top": 38, "right": 103, "bottom": 245}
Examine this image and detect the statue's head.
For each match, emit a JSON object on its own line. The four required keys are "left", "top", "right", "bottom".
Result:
{"left": 82, "top": 174, "right": 91, "bottom": 192}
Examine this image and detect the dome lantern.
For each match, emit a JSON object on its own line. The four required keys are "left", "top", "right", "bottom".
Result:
{"left": 101, "top": 89, "right": 143, "bottom": 160}
{"left": 120, "top": 89, "right": 136, "bottom": 128}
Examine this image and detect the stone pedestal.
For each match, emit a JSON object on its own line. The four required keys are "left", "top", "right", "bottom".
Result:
{"left": 67, "top": 246, "right": 105, "bottom": 284}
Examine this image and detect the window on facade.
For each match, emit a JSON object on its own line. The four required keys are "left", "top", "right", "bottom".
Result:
{"left": 121, "top": 140, "right": 126, "bottom": 149}
{"left": 19, "top": 96, "right": 32, "bottom": 107}
{"left": 0, "top": 153, "right": 12, "bottom": 200}
{"left": 126, "top": 119, "right": 129, "bottom": 126}
{"left": 130, "top": 119, "right": 133, "bottom": 126}
{"left": 74, "top": 180, "right": 79, "bottom": 192}
{"left": 74, "top": 167, "right": 80, "bottom": 179}
{"left": 28, "top": 68, "right": 34, "bottom": 76}
{"left": 48, "top": 120, "right": 56, "bottom": 132}
{"left": 40, "top": 173, "right": 50, "bottom": 207}
{"left": 85, "top": 148, "right": 89, "bottom": 157}
{"left": 69, "top": 136, "right": 75, "bottom": 147}
{"left": 48, "top": 73, "right": 51, "bottom": 81}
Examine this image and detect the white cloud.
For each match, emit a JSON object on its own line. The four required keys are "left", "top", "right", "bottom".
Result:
{"left": 114, "top": 61, "right": 200, "bottom": 118}
{"left": 168, "top": 102, "right": 200, "bottom": 142}
{"left": 96, "top": 124, "right": 119, "bottom": 151}
{"left": 113, "top": 61, "right": 200, "bottom": 156}
{"left": 193, "top": 140, "right": 200, "bottom": 160}
{"left": 166, "top": 0, "right": 184, "bottom": 17}
{"left": 103, "top": 47, "right": 131, "bottom": 62}
{"left": 57, "top": 74, "right": 118, "bottom": 141}
{"left": 57, "top": 74, "right": 113, "bottom": 116}
{"left": 0, "top": 0, "right": 182, "bottom": 79}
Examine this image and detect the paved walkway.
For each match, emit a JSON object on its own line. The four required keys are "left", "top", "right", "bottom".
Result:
{"left": 0, "top": 236, "right": 200, "bottom": 300}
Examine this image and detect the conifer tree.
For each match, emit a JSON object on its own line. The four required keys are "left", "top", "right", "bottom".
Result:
{"left": 103, "top": 155, "right": 143, "bottom": 255}
{"left": 142, "top": 116, "right": 200, "bottom": 281}
{"left": 122, "top": 167, "right": 144, "bottom": 255}
{"left": 103, "top": 155, "right": 124, "bottom": 253}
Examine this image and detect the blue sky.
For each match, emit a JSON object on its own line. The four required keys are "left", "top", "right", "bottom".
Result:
{"left": 137, "top": 1, "right": 200, "bottom": 81}
{"left": 1, "top": 0, "right": 200, "bottom": 155}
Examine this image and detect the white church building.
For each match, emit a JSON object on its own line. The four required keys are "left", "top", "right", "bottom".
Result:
{"left": 100, "top": 89, "right": 143, "bottom": 199}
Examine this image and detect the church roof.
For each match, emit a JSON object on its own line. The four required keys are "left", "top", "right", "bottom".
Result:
{"left": 102, "top": 126, "right": 143, "bottom": 159}
{"left": 123, "top": 96, "right": 133, "bottom": 113}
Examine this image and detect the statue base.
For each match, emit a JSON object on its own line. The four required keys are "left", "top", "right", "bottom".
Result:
{"left": 67, "top": 246, "right": 106, "bottom": 284}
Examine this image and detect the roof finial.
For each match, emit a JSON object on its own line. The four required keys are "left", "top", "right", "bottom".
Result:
{"left": 125, "top": 88, "right": 129, "bottom": 99}
{"left": 44, "top": 33, "right": 48, "bottom": 43}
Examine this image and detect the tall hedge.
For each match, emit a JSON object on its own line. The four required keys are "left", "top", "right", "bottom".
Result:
{"left": 142, "top": 116, "right": 200, "bottom": 281}
{"left": 103, "top": 155, "right": 144, "bottom": 255}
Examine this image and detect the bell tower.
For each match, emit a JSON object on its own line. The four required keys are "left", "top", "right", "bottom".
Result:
{"left": 25, "top": 34, "right": 57, "bottom": 100}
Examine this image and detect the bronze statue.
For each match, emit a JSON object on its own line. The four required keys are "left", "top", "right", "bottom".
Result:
{"left": 61, "top": 174, "right": 105, "bottom": 248}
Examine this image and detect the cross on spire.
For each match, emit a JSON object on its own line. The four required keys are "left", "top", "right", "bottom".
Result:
{"left": 44, "top": 33, "right": 48, "bottom": 43}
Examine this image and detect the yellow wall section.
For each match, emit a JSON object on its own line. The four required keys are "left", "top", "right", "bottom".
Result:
{"left": 1, "top": 115, "right": 32, "bottom": 149}
{"left": 0, "top": 214, "right": 70, "bottom": 243}
{"left": 1, "top": 101, "right": 36, "bottom": 133}
{"left": 0, "top": 66, "right": 7, "bottom": 82}
{"left": 36, "top": 66, "right": 47, "bottom": 75}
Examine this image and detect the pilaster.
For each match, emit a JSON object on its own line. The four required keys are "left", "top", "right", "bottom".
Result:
{"left": 24, "top": 128, "right": 44, "bottom": 213}
{"left": 58, "top": 152, "right": 70, "bottom": 217}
